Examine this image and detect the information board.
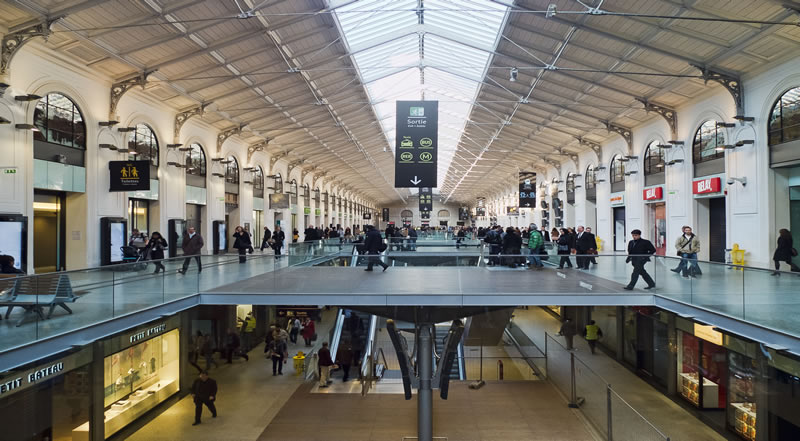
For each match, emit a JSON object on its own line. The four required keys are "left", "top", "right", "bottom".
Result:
{"left": 382, "top": 208, "right": 389, "bottom": 222}
{"left": 519, "top": 171, "right": 536, "bottom": 208}
{"left": 109, "top": 160, "right": 150, "bottom": 192}
{"left": 395, "top": 101, "right": 438, "bottom": 188}
{"left": 419, "top": 187, "right": 433, "bottom": 212}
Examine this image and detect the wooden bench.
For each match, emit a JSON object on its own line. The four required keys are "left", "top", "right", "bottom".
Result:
{"left": 0, "top": 273, "right": 77, "bottom": 327}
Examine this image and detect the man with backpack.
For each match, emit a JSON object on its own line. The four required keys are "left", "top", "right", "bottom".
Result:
{"left": 527, "top": 223, "right": 544, "bottom": 269}
{"left": 485, "top": 226, "right": 502, "bottom": 266}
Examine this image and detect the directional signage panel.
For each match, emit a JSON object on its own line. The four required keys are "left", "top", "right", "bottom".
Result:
{"left": 519, "top": 171, "right": 536, "bottom": 208}
{"left": 382, "top": 208, "right": 390, "bottom": 222}
{"left": 419, "top": 187, "right": 433, "bottom": 212}
{"left": 395, "top": 101, "right": 438, "bottom": 188}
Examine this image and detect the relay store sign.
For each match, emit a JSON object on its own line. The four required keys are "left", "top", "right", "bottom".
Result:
{"left": 643, "top": 187, "right": 663, "bottom": 201}
{"left": 395, "top": 101, "right": 438, "bottom": 188}
{"left": 610, "top": 194, "right": 625, "bottom": 206}
{"left": 693, "top": 177, "right": 722, "bottom": 195}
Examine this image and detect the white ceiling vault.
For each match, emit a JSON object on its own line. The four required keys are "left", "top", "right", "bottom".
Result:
{"left": 2, "top": 0, "right": 800, "bottom": 205}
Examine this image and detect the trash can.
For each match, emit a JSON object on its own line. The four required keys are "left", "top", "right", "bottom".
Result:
{"left": 293, "top": 351, "right": 306, "bottom": 375}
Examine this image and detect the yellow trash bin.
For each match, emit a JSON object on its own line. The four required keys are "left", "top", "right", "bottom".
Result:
{"left": 293, "top": 351, "right": 306, "bottom": 375}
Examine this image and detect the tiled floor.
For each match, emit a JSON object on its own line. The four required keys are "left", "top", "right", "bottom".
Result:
{"left": 258, "top": 381, "right": 596, "bottom": 441}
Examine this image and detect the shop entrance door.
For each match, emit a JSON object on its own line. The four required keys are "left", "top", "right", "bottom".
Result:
{"left": 186, "top": 203, "right": 202, "bottom": 233}
{"left": 709, "top": 197, "right": 726, "bottom": 263}
{"left": 649, "top": 202, "right": 667, "bottom": 255}
{"left": 128, "top": 198, "right": 150, "bottom": 237}
{"left": 33, "top": 191, "right": 65, "bottom": 273}
{"left": 252, "top": 210, "right": 263, "bottom": 245}
{"left": 636, "top": 314, "right": 655, "bottom": 375}
{"left": 613, "top": 206, "right": 626, "bottom": 251}
{"left": 291, "top": 213, "right": 297, "bottom": 235}
{"left": 275, "top": 212, "right": 283, "bottom": 230}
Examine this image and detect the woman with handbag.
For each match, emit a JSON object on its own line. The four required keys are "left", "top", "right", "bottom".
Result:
{"left": 301, "top": 317, "right": 315, "bottom": 347}
{"left": 557, "top": 228, "right": 573, "bottom": 269}
{"left": 772, "top": 229, "right": 800, "bottom": 275}
{"left": 233, "top": 226, "right": 252, "bottom": 263}
{"left": 146, "top": 231, "right": 168, "bottom": 273}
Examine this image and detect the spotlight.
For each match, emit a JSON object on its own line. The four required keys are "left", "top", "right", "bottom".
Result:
{"left": 167, "top": 143, "right": 183, "bottom": 149}
{"left": 99, "top": 121, "right": 119, "bottom": 127}
{"left": 14, "top": 94, "right": 41, "bottom": 102}
{"left": 99, "top": 143, "right": 118, "bottom": 151}
{"left": 15, "top": 124, "right": 39, "bottom": 131}
{"left": 117, "top": 127, "right": 136, "bottom": 133}
{"left": 510, "top": 67, "right": 518, "bottom": 82}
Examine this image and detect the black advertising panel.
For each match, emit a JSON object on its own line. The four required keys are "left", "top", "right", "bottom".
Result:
{"left": 458, "top": 207, "right": 469, "bottom": 220}
{"left": 382, "top": 208, "right": 389, "bottom": 222}
{"left": 100, "top": 217, "right": 127, "bottom": 265}
{"left": 0, "top": 214, "right": 28, "bottom": 272}
{"left": 419, "top": 187, "right": 433, "bottom": 212}
{"left": 395, "top": 101, "right": 437, "bottom": 188}
{"left": 109, "top": 160, "right": 150, "bottom": 192}
{"left": 519, "top": 171, "right": 536, "bottom": 208}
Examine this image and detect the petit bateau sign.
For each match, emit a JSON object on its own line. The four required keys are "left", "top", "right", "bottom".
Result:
{"left": 643, "top": 187, "right": 663, "bottom": 201}
{"left": 693, "top": 177, "right": 722, "bottom": 195}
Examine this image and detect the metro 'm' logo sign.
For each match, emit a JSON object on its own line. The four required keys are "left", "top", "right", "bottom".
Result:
{"left": 643, "top": 187, "right": 663, "bottom": 201}
{"left": 693, "top": 177, "right": 722, "bottom": 194}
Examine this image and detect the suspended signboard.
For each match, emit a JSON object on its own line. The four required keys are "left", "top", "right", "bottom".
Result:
{"left": 382, "top": 208, "right": 390, "bottom": 222}
{"left": 419, "top": 187, "right": 433, "bottom": 212}
{"left": 395, "top": 101, "right": 437, "bottom": 188}
{"left": 519, "top": 171, "right": 536, "bottom": 208}
{"left": 109, "top": 160, "right": 150, "bottom": 192}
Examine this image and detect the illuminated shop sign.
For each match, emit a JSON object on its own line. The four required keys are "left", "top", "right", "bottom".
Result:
{"left": 129, "top": 323, "right": 167, "bottom": 343}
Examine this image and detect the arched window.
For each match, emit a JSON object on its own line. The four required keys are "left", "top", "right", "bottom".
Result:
{"left": 585, "top": 165, "right": 597, "bottom": 189}
{"left": 566, "top": 173, "right": 576, "bottom": 204}
{"left": 186, "top": 143, "right": 206, "bottom": 177}
{"left": 401, "top": 209, "right": 413, "bottom": 218}
{"left": 314, "top": 188, "right": 321, "bottom": 201}
{"left": 437, "top": 209, "right": 450, "bottom": 217}
{"left": 225, "top": 156, "right": 239, "bottom": 184}
{"left": 33, "top": 93, "right": 86, "bottom": 149}
{"left": 274, "top": 173, "right": 283, "bottom": 193}
{"left": 693, "top": 120, "right": 725, "bottom": 164}
{"left": 290, "top": 179, "right": 298, "bottom": 195}
{"left": 769, "top": 86, "right": 800, "bottom": 146}
{"left": 610, "top": 155, "right": 625, "bottom": 183}
{"left": 303, "top": 184, "right": 310, "bottom": 204}
{"left": 644, "top": 141, "right": 665, "bottom": 175}
{"left": 128, "top": 124, "right": 159, "bottom": 166}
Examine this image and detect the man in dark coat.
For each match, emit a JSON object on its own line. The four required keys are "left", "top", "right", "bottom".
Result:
{"left": 623, "top": 229, "right": 657, "bottom": 290}
{"left": 574, "top": 226, "right": 596, "bottom": 269}
{"left": 191, "top": 371, "right": 217, "bottom": 425}
{"left": 179, "top": 227, "right": 204, "bottom": 274}
{"left": 260, "top": 226, "right": 272, "bottom": 251}
{"left": 364, "top": 225, "right": 388, "bottom": 272}
{"left": 224, "top": 328, "right": 248, "bottom": 363}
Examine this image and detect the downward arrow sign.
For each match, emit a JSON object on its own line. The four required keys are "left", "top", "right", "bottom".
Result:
{"left": 410, "top": 176, "right": 422, "bottom": 185}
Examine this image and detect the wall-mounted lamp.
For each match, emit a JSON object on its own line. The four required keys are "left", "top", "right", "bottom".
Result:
{"left": 99, "top": 143, "right": 118, "bottom": 151}
{"left": 15, "top": 123, "right": 38, "bottom": 131}
{"left": 117, "top": 127, "right": 136, "bottom": 133}
{"left": 714, "top": 144, "right": 736, "bottom": 152}
{"left": 596, "top": 178, "right": 606, "bottom": 183}
{"left": 656, "top": 143, "right": 672, "bottom": 149}
{"left": 178, "top": 146, "right": 192, "bottom": 151}
{"left": 166, "top": 143, "right": 182, "bottom": 149}
{"left": 727, "top": 177, "right": 747, "bottom": 187}
{"left": 668, "top": 140, "right": 684, "bottom": 145}
{"left": 574, "top": 185, "right": 583, "bottom": 189}
{"left": 167, "top": 161, "right": 184, "bottom": 168}
{"left": 211, "top": 157, "right": 224, "bottom": 162}
{"left": 211, "top": 172, "right": 225, "bottom": 178}
{"left": 666, "top": 159, "right": 684, "bottom": 166}
{"left": 99, "top": 120, "right": 119, "bottom": 127}
{"left": 716, "top": 122, "right": 736, "bottom": 128}
{"left": 242, "top": 166, "right": 255, "bottom": 171}
{"left": 14, "top": 94, "right": 41, "bottom": 102}
{"left": 733, "top": 115, "right": 754, "bottom": 122}
{"left": 0, "top": 117, "right": 10, "bottom": 125}
{"left": 624, "top": 171, "right": 638, "bottom": 176}
{"left": 573, "top": 173, "right": 582, "bottom": 177}
{"left": 219, "top": 159, "right": 233, "bottom": 164}
{"left": 595, "top": 166, "right": 607, "bottom": 170}
{"left": 116, "top": 148, "right": 131, "bottom": 153}
{"left": 624, "top": 155, "right": 639, "bottom": 160}
{"left": 243, "top": 180, "right": 253, "bottom": 185}
{"left": 735, "top": 140, "right": 754, "bottom": 147}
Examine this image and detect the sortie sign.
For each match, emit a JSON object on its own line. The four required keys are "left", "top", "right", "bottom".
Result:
{"left": 519, "top": 171, "right": 537, "bottom": 207}
{"left": 395, "top": 101, "right": 438, "bottom": 188}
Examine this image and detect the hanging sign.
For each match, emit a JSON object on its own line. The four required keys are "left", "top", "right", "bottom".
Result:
{"left": 395, "top": 101, "right": 438, "bottom": 188}
{"left": 363, "top": 213, "right": 372, "bottom": 220}
{"left": 693, "top": 177, "right": 722, "bottom": 195}
{"left": 519, "top": 171, "right": 537, "bottom": 207}
{"left": 382, "top": 208, "right": 390, "bottom": 222}
{"left": 109, "top": 160, "right": 150, "bottom": 192}
{"left": 643, "top": 187, "right": 663, "bottom": 201}
{"left": 419, "top": 187, "right": 433, "bottom": 212}
{"left": 507, "top": 206, "right": 519, "bottom": 216}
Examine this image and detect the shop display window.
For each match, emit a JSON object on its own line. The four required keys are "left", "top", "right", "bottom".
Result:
{"left": 102, "top": 329, "right": 179, "bottom": 438}
{"left": 728, "top": 352, "right": 757, "bottom": 441}
{"left": 677, "top": 331, "right": 726, "bottom": 409}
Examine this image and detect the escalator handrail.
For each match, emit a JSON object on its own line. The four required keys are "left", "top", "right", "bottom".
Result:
{"left": 329, "top": 309, "right": 346, "bottom": 362}
{"left": 456, "top": 341, "right": 466, "bottom": 380}
{"left": 360, "top": 315, "right": 378, "bottom": 378}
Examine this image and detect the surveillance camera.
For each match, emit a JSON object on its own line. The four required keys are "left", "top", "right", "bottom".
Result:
{"left": 727, "top": 178, "right": 735, "bottom": 185}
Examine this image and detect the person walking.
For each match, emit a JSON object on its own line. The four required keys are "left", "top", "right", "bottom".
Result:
{"left": 527, "top": 223, "right": 544, "bottom": 269}
{"left": 408, "top": 226, "right": 418, "bottom": 251}
{"left": 272, "top": 226, "right": 285, "bottom": 257}
{"left": 318, "top": 342, "right": 334, "bottom": 387}
{"left": 266, "top": 332, "right": 288, "bottom": 375}
{"left": 232, "top": 226, "right": 252, "bottom": 263}
{"left": 772, "top": 228, "right": 800, "bottom": 275}
{"left": 558, "top": 318, "right": 577, "bottom": 351}
{"left": 191, "top": 371, "right": 217, "bottom": 426}
{"left": 146, "top": 232, "right": 168, "bottom": 273}
{"left": 260, "top": 226, "right": 272, "bottom": 252}
{"left": 129, "top": 228, "right": 148, "bottom": 249}
{"left": 224, "top": 328, "right": 248, "bottom": 363}
{"left": 239, "top": 312, "right": 256, "bottom": 352}
{"left": 336, "top": 341, "right": 354, "bottom": 382}
{"left": 179, "top": 227, "right": 204, "bottom": 274}
{"left": 671, "top": 226, "right": 701, "bottom": 278}
{"left": 189, "top": 331, "right": 204, "bottom": 373}
{"left": 586, "top": 227, "right": 598, "bottom": 265}
{"left": 502, "top": 227, "right": 523, "bottom": 268}
{"left": 583, "top": 320, "right": 603, "bottom": 355}
{"left": 574, "top": 226, "right": 596, "bottom": 269}
{"left": 201, "top": 332, "right": 219, "bottom": 370}
{"left": 557, "top": 228, "right": 573, "bottom": 269}
{"left": 364, "top": 225, "right": 388, "bottom": 272}
{"left": 289, "top": 317, "right": 301, "bottom": 344}
{"left": 301, "top": 317, "right": 316, "bottom": 347}
{"left": 623, "top": 229, "right": 657, "bottom": 290}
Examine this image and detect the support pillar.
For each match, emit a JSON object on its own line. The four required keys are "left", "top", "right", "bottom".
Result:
{"left": 615, "top": 306, "right": 625, "bottom": 362}
{"left": 417, "top": 323, "right": 433, "bottom": 441}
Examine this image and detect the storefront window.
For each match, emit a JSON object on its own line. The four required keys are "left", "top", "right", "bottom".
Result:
{"left": 729, "top": 351, "right": 757, "bottom": 441}
{"left": 103, "top": 329, "right": 179, "bottom": 438}
{"left": 677, "top": 330, "right": 727, "bottom": 409}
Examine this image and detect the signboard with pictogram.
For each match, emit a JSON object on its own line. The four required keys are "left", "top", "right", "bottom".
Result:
{"left": 419, "top": 187, "right": 433, "bottom": 212}
{"left": 395, "top": 101, "right": 438, "bottom": 188}
{"left": 109, "top": 160, "right": 150, "bottom": 192}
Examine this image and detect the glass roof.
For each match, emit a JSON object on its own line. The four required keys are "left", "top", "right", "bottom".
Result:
{"left": 334, "top": 0, "right": 509, "bottom": 188}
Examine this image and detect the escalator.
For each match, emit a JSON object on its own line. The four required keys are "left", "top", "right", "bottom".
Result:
{"left": 435, "top": 323, "right": 465, "bottom": 380}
